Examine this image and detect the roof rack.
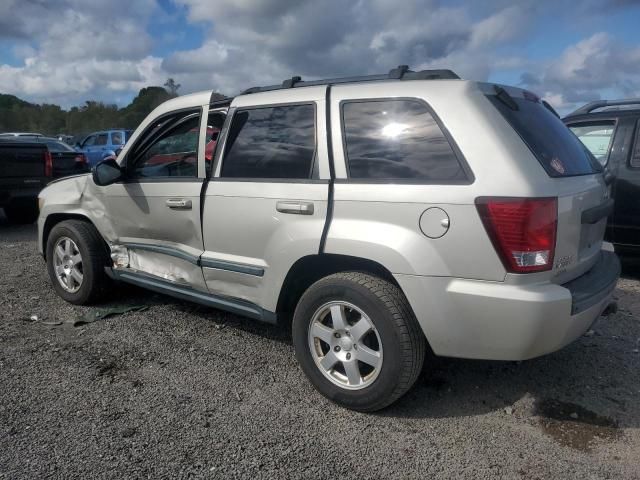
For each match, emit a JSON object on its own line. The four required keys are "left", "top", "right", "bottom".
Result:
{"left": 568, "top": 98, "right": 640, "bottom": 116}
{"left": 241, "top": 65, "right": 460, "bottom": 95}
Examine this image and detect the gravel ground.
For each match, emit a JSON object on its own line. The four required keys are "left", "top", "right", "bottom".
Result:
{"left": 1, "top": 215, "right": 639, "bottom": 479}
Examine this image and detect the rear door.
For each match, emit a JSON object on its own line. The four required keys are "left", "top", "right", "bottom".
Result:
{"left": 202, "top": 87, "right": 330, "bottom": 313}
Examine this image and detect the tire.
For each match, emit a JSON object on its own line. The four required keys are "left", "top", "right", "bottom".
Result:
{"left": 4, "top": 200, "right": 39, "bottom": 224}
{"left": 46, "top": 220, "right": 112, "bottom": 304}
{"left": 292, "top": 272, "right": 425, "bottom": 412}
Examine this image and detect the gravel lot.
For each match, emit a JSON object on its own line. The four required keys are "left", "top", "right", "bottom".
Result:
{"left": 1, "top": 215, "right": 639, "bottom": 479}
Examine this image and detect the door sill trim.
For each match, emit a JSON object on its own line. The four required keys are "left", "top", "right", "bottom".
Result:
{"left": 113, "top": 269, "right": 277, "bottom": 324}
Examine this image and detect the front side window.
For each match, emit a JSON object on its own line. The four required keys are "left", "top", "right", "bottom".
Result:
{"left": 82, "top": 135, "right": 96, "bottom": 147}
{"left": 568, "top": 121, "right": 616, "bottom": 166}
{"left": 221, "top": 104, "right": 315, "bottom": 179}
{"left": 128, "top": 110, "right": 201, "bottom": 178}
{"left": 341, "top": 99, "right": 466, "bottom": 181}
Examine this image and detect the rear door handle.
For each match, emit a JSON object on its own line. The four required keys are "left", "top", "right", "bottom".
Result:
{"left": 276, "top": 201, "right": 314, "bottom": 215}
{"left": 166, "top": 198, "right": 192, "bottom": 210}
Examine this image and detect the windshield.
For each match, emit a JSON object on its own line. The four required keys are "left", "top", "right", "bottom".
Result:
{"left": 487, "top": 89, "right": 602, "bottom": 177}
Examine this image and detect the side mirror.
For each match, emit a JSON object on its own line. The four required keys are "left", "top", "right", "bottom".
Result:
{"left": 92, "top": 158, "right": 123, "bottom": 186}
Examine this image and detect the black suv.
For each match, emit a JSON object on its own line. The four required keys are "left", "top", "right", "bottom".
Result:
{"left": 564, "top": 99, "right": 640, "bottom": 254}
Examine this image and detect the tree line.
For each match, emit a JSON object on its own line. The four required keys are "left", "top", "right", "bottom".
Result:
{"left": 0, "top": 79, "right": 226, "bottom": 139}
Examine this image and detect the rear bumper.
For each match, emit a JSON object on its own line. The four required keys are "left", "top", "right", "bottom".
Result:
{"left": 395, "top": 248, "right": 620, "bottom": 361}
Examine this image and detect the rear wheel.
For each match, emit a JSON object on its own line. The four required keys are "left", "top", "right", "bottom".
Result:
{"left": 4, "top": 200, "right": 39, "bottom": 224}
{"left": 46, "top": 220, "right": 112, "bottom": 304}
{"left": 292, "top": 272, "right": 425, "bottom": 412}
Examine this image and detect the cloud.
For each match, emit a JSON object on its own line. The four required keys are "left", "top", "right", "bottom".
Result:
{"left": 165, "top": 0, "right": 532, "bottom": 94}
{"left": 0, "top": 0, "right": 639, "bottom": 113}
{"left": 520, "top": 32, "right": 640, "bottom": 111}
{"left": 0, "top": 0, "right": 162, "bottom": 107}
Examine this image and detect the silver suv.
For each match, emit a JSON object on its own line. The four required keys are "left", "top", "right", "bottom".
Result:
{"left": 37, "top": 66, "right": 620, "bottom": 411}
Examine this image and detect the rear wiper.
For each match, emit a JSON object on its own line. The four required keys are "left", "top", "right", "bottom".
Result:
{"left": 494, "top": 85, "right": 519, "bottom": 111}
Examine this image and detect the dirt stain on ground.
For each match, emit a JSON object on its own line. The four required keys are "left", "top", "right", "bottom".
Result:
{"left": 535, "top": 398, "right": 621, "bottom": 451}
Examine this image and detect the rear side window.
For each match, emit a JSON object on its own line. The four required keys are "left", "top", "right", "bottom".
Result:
{"left": 487, "top": 91, "right": 601, "bottom": 177}
{"left": 341, "top": 99, "right": 466, "bottom": 182}
{"left": 568, "top": 121, "right": 616, "bottom": 166}
{"left": 221, "top": 104, "right": 315, "bottom": 179}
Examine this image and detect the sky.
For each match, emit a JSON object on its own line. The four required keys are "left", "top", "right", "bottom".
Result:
{"left": 0, "top": 0, "right": 639, "bottom": 114}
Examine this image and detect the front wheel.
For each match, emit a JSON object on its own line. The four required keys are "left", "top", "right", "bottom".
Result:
{"left": 292, "top": 272, "right": 426, "bottom": 412}
{"left": 46, "top": 220, "right": 112, "bottom": 304}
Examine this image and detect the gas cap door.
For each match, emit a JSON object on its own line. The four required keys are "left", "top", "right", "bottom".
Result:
{"left": 419, "top": 207, "right": 450, "bottom": 239}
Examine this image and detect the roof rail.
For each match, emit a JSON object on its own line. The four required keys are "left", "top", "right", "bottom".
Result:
{"left": 241, "top": 65, "right": 460, "bottom": 95}
{"left": 568, "top": 98, "right": 640, "bottom": 116}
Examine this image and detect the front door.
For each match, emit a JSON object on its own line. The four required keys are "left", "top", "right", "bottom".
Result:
{"left": 95, "top": 106, "right": 212, "bottom": 291}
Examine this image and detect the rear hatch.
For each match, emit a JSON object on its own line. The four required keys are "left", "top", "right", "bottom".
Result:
{"left": 484, "top": 85, "right": 609, "bottom": 284}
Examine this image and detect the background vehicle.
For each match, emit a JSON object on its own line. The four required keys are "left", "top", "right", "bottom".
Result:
{"left": 0, "top": 132, "right": 44, "bottom": 138}
{"left": 16, "top": 136, "right": 89, "bottom": 177}
{"left": 38, "top": 67, "right": 619, "bottom": 411}
{"left": 0, "top": 140, "right": 50, "bottom": 223}
{"left": 564, "top": 99, "right": 640, "bottom": 254}
{"left": 76, "top": 129, "right": 133, "bottom": 166}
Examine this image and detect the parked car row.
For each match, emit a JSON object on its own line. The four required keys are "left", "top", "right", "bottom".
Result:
{"left": 36, "top": 66, "right": 622, "bottom": 411}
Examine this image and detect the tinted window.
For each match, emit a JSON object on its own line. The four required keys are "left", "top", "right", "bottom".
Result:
{"left": 487, "top": 92, "right": 601, "bottom": 177}
{"left": 568, "top": 122, "right": 616, "bottom": 166}
{"left": 342, "top": 100, "right": 466, "bottom": 181}
{"left": 111, "top": 131, "right": 123, "bottom": 145}
{"left": 130, "top": 111, "right": 201, "bottom": 178}
{"left": 221, "top": 104, "right": 315, "bottom": 179}
{"left": 95, "top": 133, "right": 108, "bottom": 146}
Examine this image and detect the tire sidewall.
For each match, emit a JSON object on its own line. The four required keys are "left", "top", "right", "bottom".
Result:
{"left": 293, "top": 276, "right": 406, "bottom": 411}
{"left": 46, "top": 222, "right": 97, "bottom": 304}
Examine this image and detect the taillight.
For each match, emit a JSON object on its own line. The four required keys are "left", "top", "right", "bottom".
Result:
{"left": 74, "top": 153, "right": 87, "bottom": 163}
{"left": 476, "top": 197, "right": 557, "bottom": 273}
{"left": 44, "top": 150, "right": 53, "bottom": 177}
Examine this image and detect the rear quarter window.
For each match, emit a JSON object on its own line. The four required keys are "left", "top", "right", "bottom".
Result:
{"left": 341, "top": 99, "right": 467, "bottom": 182}
{"left": 487, "top": 90, "right": 601, "bottom": 177}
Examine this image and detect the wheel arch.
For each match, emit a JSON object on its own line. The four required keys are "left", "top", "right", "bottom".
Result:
{"left": 42, "top": 213, "right": 102, "bottom": 260}
{"left": 276, "top": 253, "right": 402, "bottom": 320}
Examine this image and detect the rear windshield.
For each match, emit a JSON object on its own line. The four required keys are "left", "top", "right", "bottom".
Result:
{"left": 487, "top": 90, "right": 602, "bottom": 177}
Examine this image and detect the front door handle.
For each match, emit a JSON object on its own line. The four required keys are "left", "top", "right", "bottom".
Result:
{"left": 276, "top": 201, "right": 314, "bottom": 215}
{"left": 166, "top": 198, "right": 192, "bottom": 210}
